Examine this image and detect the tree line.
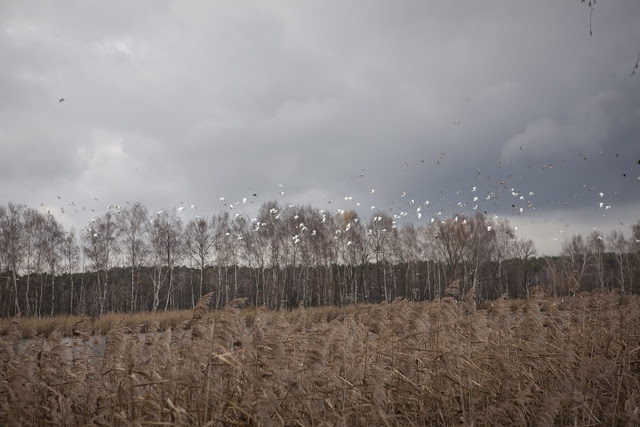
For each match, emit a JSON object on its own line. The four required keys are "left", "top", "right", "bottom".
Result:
{"left": 1, "top": 201, "right": 638, "bottom": 317}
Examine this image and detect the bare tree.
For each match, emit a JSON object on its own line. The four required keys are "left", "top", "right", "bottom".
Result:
{"left": 367, "top": 211, "right": 394, "bottom": 302}
{"left": 146, "top": 221, "right": 167, "bottom": 312}
{"left": 397, "top": 222, "right": 420, "bottom": 300}
{"left": 542, "top": 257, "right": 564, "bottom": 297}
{"left": 632, "top": 221, "right": 640, "bottom": 290}
{"left": 22, "top": 208, "right": 46, "bottom": 316}
{"left": 514, "top": 238, "right": 537, "bottom": 299}
{"left": 608, "top": 230, "right": 630, "bottom": 293}
{"left": 62, "top": 229, "right": 80, "bottom": 314}
{"left": 333, "top": 210, "right": 363, "bottom": 305}
{"left": 254, "top": 203, "right": 280, "bottom": 308}
{"left": 418, "top": 223, "right": 438, "bottom": 300}
{"left": 243, "top": 209, "right": 271, "bottom": 307}
{"left": 587, "top": 231, "right": 606, "bottom": 290}
{"left": 148, "top": 210, "right": 183, "bottom": 311}
{"left": 0, "top": 205, "right": 7, "bottom": 314}
{"left": 43, "top": 213, "right": 63, "bottom": 316}
{"left": 632, "top": 221, "right": 640, "bottom": 253}
{"left": 185, "top": 216, "right": 215, "bottom": 304}
{"left": 83, "top": 212, "right": 119, "bottom": 316}
{"left": 211, "top": 212, "right": 233, "bottom": 308}
{"left": 34, "top": 214, "right": 51, "bottom": 316}
{"left": 310, "top": 208, "right": 340, "bottom": 306}
{"left": 485, "top": 218, "right": 515, "bottom": 298}
{"left": 117, "top": 203, "right": 148, "bottom": 311}
{"left": 433, "top": 216, "right": 470, "bottom": 292}
{"left": 230, "top": 214, "right": 248, "bottom": 301}
{"left": 561, "top": 234, "right": 592, "bottom": 291}
{"left": 464, "top": 213, "right": 499, "bottom": 298}
{"left": 0, "top": 203, "right": 25, "bottom": 315}
{"left": 349, "top": 212, "right": 372, "bottom": 304}
{"left": 2, "top": 197, "right": 639, "bottom": 315}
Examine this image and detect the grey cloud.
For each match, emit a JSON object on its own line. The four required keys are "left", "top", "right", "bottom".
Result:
{"left": 1, "top": 0, "right": 639, "bottom": 255}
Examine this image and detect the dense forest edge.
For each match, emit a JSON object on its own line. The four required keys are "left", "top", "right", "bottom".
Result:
{"left": 1, "top": 201, "right": 639, "bottom": 318}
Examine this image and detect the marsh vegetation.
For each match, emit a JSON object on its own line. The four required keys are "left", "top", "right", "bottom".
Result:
{"left": 1, "top": 290, "right": 638, "bottom": 426}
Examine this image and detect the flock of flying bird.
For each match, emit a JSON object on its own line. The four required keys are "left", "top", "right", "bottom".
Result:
{"left": 27, "top": 142, "right": 639, "bottom": 253}
{"left": 10, "top": 98, "right": 631, "bottom": 253}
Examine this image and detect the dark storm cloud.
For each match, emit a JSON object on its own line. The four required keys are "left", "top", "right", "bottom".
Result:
{"left": 1, "top": 0, "right": 639, "bottom": 254}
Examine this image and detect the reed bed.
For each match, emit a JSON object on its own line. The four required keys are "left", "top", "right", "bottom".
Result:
{"left": 0, "top": 310, "right": 195, "bottom": 339}
{"left": 1, "top": 289, "right": 639, "bottom": 426}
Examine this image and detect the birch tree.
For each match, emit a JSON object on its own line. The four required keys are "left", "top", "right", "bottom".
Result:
{"left": 83, "top": 212, "right": 118, "bottom": 315}
{"left": 185, "top": 216, "right": 214, "bottom": 303}
{"left": 22, "top": 208, "right": 46, "bottom": 316}
{"left": 588, "top": 231, "right": 606, "bottom": 290}
{"left": 561, "top": 234, "right": 592, "bottom": 290}
{"left": 608, "top": 230, "right": 630, "bottom": 293}
{"left": 148, "top": 210, "right": 183, "bottom": 311}
{"left": 117, "top": 203, "right": 148, "bottom": 311}
{"left": 62, "top": 229, "right": 80, "bottom": 314}
{"left": 514, "top": 238, "right": 536, "bottom": 299}
{"left": 43, "top": 213, "right": 63, "bottom": 316}
{"left": 0, "top": 203, "right": 24, "bottom": 315}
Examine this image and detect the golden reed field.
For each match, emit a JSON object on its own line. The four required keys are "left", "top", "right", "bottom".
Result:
{"left": 1, "top": 289, "right": 639, "bottom": 426}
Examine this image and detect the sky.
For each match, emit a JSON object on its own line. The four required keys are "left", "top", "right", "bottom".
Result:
{"left": 1, "top": 0, "right": 639, "bottom": 256}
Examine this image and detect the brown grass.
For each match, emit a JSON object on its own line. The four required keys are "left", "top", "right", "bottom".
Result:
{"left": 1, "top": 290, "right": 639, "bottom": 425}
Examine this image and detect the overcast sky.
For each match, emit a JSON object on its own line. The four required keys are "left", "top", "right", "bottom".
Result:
{"left": 1, "top": 0, "right": 639, "bottom": 256}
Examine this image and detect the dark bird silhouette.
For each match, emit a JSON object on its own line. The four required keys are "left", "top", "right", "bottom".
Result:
{"left": 59, "top": 98, "right": 64, "bottom": 103}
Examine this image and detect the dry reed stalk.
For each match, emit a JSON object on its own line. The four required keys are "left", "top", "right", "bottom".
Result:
{"left": 1, "top": 291, "right": 639, "bottom": 425}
